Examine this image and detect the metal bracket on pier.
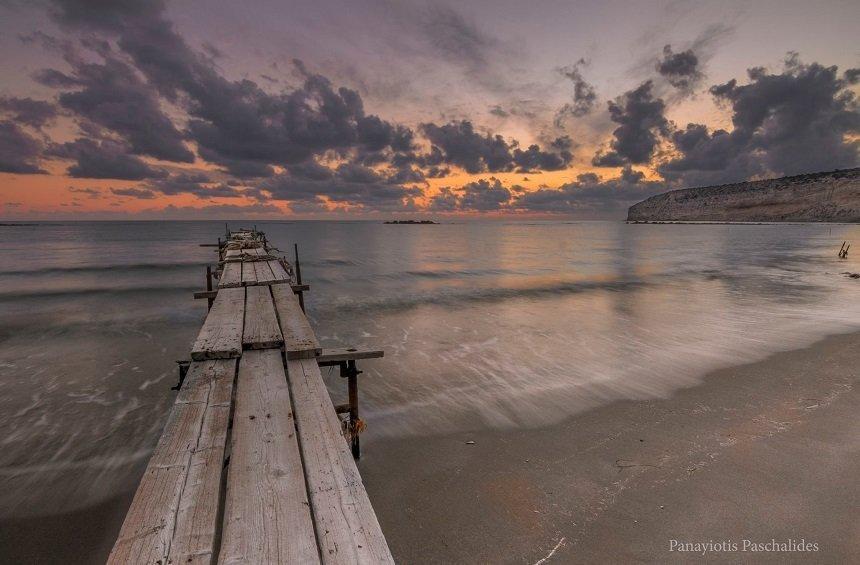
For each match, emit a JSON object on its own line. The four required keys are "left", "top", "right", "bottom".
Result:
{"left": 318, "top": 347, "right": 384, "bottom": 459}
{"left": 172, "top": 360, "right": 191, "bottom": 391}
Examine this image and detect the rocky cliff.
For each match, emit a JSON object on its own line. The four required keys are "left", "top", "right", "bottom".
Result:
{"left": 627, "top": 169, "right": 860, "bottom": 222}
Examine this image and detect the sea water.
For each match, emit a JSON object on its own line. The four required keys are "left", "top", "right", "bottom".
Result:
{"left": 1, "top": 220, "right": 858, "bottom": 524}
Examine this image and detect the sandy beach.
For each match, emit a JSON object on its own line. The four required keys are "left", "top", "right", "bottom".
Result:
{"left": 361, "top": 331, "right": 860, "bottom": 564}
{"left": 1, "top": 332, "right": 857, "bottom": 564}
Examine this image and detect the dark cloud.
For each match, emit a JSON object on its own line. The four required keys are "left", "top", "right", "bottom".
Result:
{"left": 592, "top": 80, "right": 670, "bottom": 167}
{"left": 420, "top": 5, "right": 495, "bottom": 70}
{"left": 68, "top": 186, "right": 102, "bottom": 198}
{"left": 656, "top": 45, "right": 702, "bottom": 90}
{"left": 50, "top": 138, "right": 168, "bottom": 180}
{"left": 512, "top": 143, "right": 572, "bottom": 172}
{"left": 35, "top": 54, "right": 194, "bottom": 163}
{"left": 660, "top": 57, "right": 860, "bottom": 185}
{"left": 489, "top": 105, "right": 509, "bottom": 118}
{"left": 430, "top": 178, "right": 512, "bottom": 211}
{"left": 258, "top": 167, "right": 422, "bottom": 210}
{"left": 111, "top": 187, "right": 157, "bottom": 199}
{"left": 420, "top": 120, "right": 571, "bottom": 173}
{"left": 555, "top": 59, "right": 597, "bottom": 125}
{"left": 145, "top": 172, "right": 243, "bottom": 198}
{"left": 0, "top": 97, "right": 58, "bottom": 127}
{"left": 420, "top": 120, "right": 512, "bottom": 173}
{"left": 44, "top": 0, "right": 411, "bottom": 179}
{"left": 0, "top": 121, "right": 47, "bottom": 174}
{"left": 48, "top": 0, "right": 166, "bottom": 31}
{"left": 514, "top": 166, "right": 666, "bottom": 216}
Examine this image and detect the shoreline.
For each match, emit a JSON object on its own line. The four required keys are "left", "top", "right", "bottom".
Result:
{"left": 361, "top": 330, "right": 860, "bottom": 563}
{"left": 2, "top": 330, "right": 858, "bottom": 563}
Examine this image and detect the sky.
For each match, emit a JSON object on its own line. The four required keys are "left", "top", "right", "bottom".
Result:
{"left": 0, "top": 0, "right": 858, "bottom": 220}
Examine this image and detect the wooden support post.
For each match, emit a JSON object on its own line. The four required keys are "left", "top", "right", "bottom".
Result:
{"left": 205, "top": 265, "right": 214, "bottom": 310}
{"left": 294, "top": 243, "right": 305, "bottom": 313}
{"left": 341, "top": 360, "right": 361, "bottom": 459}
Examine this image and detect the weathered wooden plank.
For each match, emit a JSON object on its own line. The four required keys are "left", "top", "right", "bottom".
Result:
{"left": 219, "top": 262, "right": 242, "bottom": 288}
{"left": 108, "top": 360, "right": 233, "bottom": 565}
{"left": 241, "top": 261, "right": 258, "bottom": 286}
{"left": 317, "top": 348, "right": 384, "bottom": 364}
{"left": 251, "top": 261, "right": 276, "bottom": 285}
{"left": 169, "top": 359, "right": 237, "bottom": 565}
{"left": 219, "top": 350, "right": 320, "bottom": 565}
{"left": 191, "top": 287, "right": 245, "bottom": 361}
{"left": 242, "top": 285, "right": 283, "bottom": 350}
{"left": 286, "top": 357, "right": 394, "bottom": 564}
{"left": 267, "top": 260, "right": 291, "bottom": 282}
{"left": 271, "top": 283, "right": 321, "bottom": 359}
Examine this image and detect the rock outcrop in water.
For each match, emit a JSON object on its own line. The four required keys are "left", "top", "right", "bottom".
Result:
{"left": 627, "top": 168, "right": 860, "bottom": 222}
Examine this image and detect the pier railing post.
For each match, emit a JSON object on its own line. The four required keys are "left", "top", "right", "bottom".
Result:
{"left": 340, "top": 360, "right": 362, "bottom": 459}
{"left": 205, "top": 265, "right": 214, "bottom": 310}
{"left": 294, "top": 243, "right": 305, "bottom": 312}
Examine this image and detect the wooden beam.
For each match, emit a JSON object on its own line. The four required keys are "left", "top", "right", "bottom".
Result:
{"left": 191, "top": 287, "right": 244, "bottom": 361}
{"left": 193, "top": 290, "right": 218, "bottom": 300}
{"left": 108, "top": 359, "right": 236, "bottom": 565}
{"left": 242, "top": 285, "right": 283, "bottom": 350}
{"left": 286, "top": 357, "right": 394, "bottom": 564}
{"left": 218, "top": 262, "right": 242, "bottom": 288}
{"left": 168, "top": 360, "right": 236, "bottom": 565}
{"left": 219, "top": 350, "right": 320, "bottom": 564}
{"left": 317, "top": 348, "right": 384, "bottom": 364}
{"left": 240, "top": 261, "right": 259, "bottom": 286}
{"left": 271, "top": 283, "right": 322, "bottom": 360}
{"left": 268, "top": 260, "right": 291, "bottom": 282}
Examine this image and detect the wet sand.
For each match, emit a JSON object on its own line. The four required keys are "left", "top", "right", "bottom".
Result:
{"left": 0, "top": 491, "right": 133, "bottom": 564}
{"left": 361, "top": 331, "right": 860, "bottom": 564}
{"left": 3, "top": 332, "right": 858, "bottom": 564}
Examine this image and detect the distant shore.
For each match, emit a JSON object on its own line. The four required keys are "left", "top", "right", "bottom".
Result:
{"left": 363, "top": 330, "right": 860, "bottom": 563}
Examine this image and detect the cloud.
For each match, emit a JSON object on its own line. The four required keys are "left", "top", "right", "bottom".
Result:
{"left": 554, "top": 59, "right": 597, "bottom": 125}
{"left": 0, "top": 97, "right": 58, "bottom": 127}
{"left": 146, "top": 172, "right": 244, "bottom": 198}
{"left": 420, "top": 120, "right": 571, "bottom": 173}
{"left": 0, "top": 121, "right": 47, "bottom": 174}
{"left": 43, "top": 0, "right": 414, "bottom": 179}
{"left": 656, "top": 45, "right": 702, "bottom": 91}
{"left": 419, "top": 5, "right": 495, "bottom": 70}
{"left": 111, "top": 187, "right": 157, "bottom": 199}
{"left": 35, "top": 56, "right": 194, "bottom": 163}
{"left": 592, "top": 80, "right": 670, "bottom": 166}
{"left": 514, "top": 166, "right": 666, "bottom": 216}
{"left": 427, "top": 167, "right": 665, "bottom": 217}
{"left": 49, "top": 138, "right": 168, "bottom": 180}
{"left": 660, "top": 56, "right": 860, "bottom": 185}
{"left": 430, "top": 178, "right": 513, "bottom": 211}
{"left": 258, "top": 167, "right": 422, "bottom": 211}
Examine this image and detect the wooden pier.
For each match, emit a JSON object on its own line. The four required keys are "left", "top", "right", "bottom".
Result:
{"left": 108, "top": 229, "right": 392, "bottom": 564}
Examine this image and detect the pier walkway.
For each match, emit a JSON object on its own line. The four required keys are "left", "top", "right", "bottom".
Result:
{"left": 108, "top": 229, "right": 393, "bottom": 564}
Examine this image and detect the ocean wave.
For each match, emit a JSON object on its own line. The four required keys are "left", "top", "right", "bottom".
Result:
{"left": 0, "top": 285, "right": 199, "bottom": 302}
{"left": 1, "top": 261, "right": 206, "bottom": 277}
{"left": 322, "top": 277, "right": 648, "bottom": 315}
